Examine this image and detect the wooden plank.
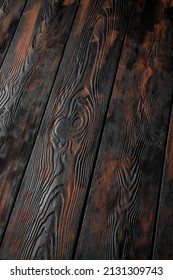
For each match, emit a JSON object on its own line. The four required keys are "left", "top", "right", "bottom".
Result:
{"left": 0, "top": 0, "right": 134, "bottom": 259}
{"left": 0, "top": 0, "right": 79, "bottom": 243}
{"left": 75, "top": 0, "right": 173, "bottom": 259}
{"left": 153, "top": 106, "right": 173, "bottom": 259}
{"left": 0, "top": 0, "right": 28, "bottom": 67}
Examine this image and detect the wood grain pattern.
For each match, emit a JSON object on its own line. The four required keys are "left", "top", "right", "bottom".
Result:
{"left": 153, "top": 106, "right": 173, "bottom": 259}
{"left": 0, "top": 0, "right": 134, "bottom": 259}
{"left": 75, "top": 0, "right": 173, "bottom": 260}
{"left": 0, "top": 0, "right": 79, "bottom": 243}
{"left": 0, "top": 0, "right": 28, "bottom": 67}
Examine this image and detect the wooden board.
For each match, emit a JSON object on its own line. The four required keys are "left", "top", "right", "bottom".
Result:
{"left": 75, "top": 0, "right": 173, "bottom": 259}
{"left": 0, "top": 0, "right": 79, "bottom": 244}
{"left": 0, "top": 0, "right": 28, "bottom": 67}
{"left": 153, "top": 106, "right": 173, "bottom": 259}
{"left": 0, "top": 0, "right": 134, "bottom": 259}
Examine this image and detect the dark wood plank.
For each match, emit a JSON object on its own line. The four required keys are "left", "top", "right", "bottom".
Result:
{"left": 0, "top": 0, "right": 134, "bottom": 259}
{"left": 0, "top": 0, "right": 79, "bottom": 243}
{"left": 75, "top": 0, "right": 173, "bottom": 260}
{"left": 153, "top": 106, "right": 173, "bottom": 259}
{"left": 0, "top": 0, "right": 28, "bottom": 67}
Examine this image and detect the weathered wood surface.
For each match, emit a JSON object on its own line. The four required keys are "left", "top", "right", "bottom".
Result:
{"left": 75, "top": 0, "right": 173, "bottom": 259}
{"left": 153, "top": 106, "right": 173, "bottom": 259}
{"left": 0, "top": 0, "right": 79, "bottom": 244}
{"left": 0, "top": 0, "right": 28, "bottom": 67}
{"left": 0, "top": 0, "right": 134, "bottom": 259}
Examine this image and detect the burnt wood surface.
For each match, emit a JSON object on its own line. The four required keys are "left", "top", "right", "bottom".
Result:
{"left": 0, "top": 0, "right": 79, "bottom": 244}
{"left": 0, "top": 0, "right": 134, "bottom": 259}
{"left": 0, "top": 0, "right": 28, "bottom": 67}
{"left": 75, "top": 0, "right": 173, "bottom": 259}
{"left": 0, "top": 0, "right": 173, "bottom": 260}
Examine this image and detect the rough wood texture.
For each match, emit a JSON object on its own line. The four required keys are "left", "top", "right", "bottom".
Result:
{"left": 0, "top": 0, "right": 28, "bottom": 67}
{"left": 75, "top": 0, "right": 173, "bottom": 260}
{"left": 0, "top": 0, "right": 79, "bottom": 243}
{"left": 153, "top": 106, "right": 173, "bottom": 259}
{"left": 0, "top": 0, "right": 134, "bottom": 260}
{"left": 0, "top": 0, "right": 173, "bottom": 261}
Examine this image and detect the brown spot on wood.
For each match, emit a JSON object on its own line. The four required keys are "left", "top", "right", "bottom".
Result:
{"left": 135, "top": 62, "right": 145, "bottom": 72}
{"left": 63, "top": 0, "right": 75, "bottom": 5}
{"left": 90, "top": 34, "right": 99, "bottom": 43}
{"left": 90, "top": 158, "right": 119, "bottom": 239}
{"left": 74, "top": 1, "right": 90, "bottom": 36}
{"left": 56, "top": 170, "right": 85, "bottom": 258}
{"left": 96, "top": 30, "right": 119, "bottom": 70}
{"left": 123, "top": 102, "right": 136, "bottom": 124}
{"left": 107, "top": 30, "right": 118, "bottom": 48}
{"left": 91, "top": 189, "right": 108, "bottom": 248}
{"left": 15, "top": 2, "right": 42, "bottom": 65}
{"left": 102, "top": 160, "right": 118, "bottom": 189}
{"left": 154, "top": 19, "right": 166, "bottom": 38}
{"left": 141, "top": 209, "right": 154, "bottom": 234}
{"left": 23, "top": 81, "right": 37, "bottom": 93}
{"left": 81, "top": 87, "right": 90, "bottom": 97}
{"left": 70, "top": 141, "right": 81, "bottom": 154}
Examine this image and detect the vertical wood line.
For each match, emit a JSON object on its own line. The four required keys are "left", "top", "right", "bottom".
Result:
{"left": 72, "top": 0, "right": 136, "bottom": 260}
{"left": 151, "top": 94, "right": 173, "bottom": 259}
{"left": 0, "top": 0, "right": 29, "bottom": 69}
{"left": 0, "top": 0, "right": 81, "bottom": 248}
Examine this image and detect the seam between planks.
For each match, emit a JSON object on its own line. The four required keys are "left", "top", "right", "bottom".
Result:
{"left": 72, "top": 0, "right": 136, "bottom": 260}
{"left": 0, "top": 0, "right": 81, "bottom": 249}
{"left": 0, "top": 0, "right": 29, "bottom": 69}
{"left": 151, "top": 92, "right": 173, "bottom": 259}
